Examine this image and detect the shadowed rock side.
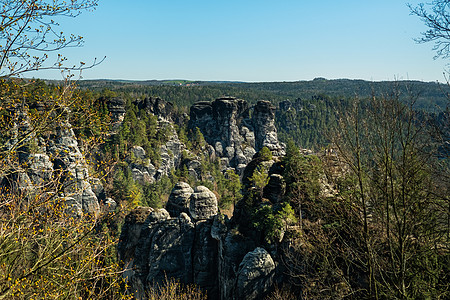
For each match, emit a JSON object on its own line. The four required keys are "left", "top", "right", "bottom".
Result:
{"left": 106, "top": 97, "right": 126, "bottom": 131}
{"left": 166, "top": 182, "right": 194, "bottom": 217}
{"left": 118, "top": 183, "right": 277, "bottom": 300}
{"left": 134, "top": 96, "right": 175, "bottom": 122}
{"left": 189, "top": 97, "right": 284, "bottom": 173}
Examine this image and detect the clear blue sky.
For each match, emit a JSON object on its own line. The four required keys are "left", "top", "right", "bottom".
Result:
{"left": 35, "top": 0, "right": 449, "bottom": 82}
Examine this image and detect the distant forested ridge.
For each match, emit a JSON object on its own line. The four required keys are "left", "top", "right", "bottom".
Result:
{"left": 74, "top": 78, "right": 449, "bottom": 150}
{"left": 76, "top": 78, "right": 449, "bottom": 112}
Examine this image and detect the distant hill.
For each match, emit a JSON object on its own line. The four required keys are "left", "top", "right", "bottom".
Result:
{"left": 76, "top": 78, "right": 449, "bottom": 112}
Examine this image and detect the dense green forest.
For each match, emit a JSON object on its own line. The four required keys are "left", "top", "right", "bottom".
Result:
{"left": 76, "top": 78, "right": 449, "bottom": 111}
{"left": 74, "top": 78, "right": 449, "bottom": 151}
{"left": 1, "top": 77, "right": 448, "bottom": 299}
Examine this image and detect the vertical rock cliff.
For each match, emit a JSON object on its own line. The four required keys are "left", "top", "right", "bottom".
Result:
{"left": 189, "top": 97, "right": 284, "bottom": 174}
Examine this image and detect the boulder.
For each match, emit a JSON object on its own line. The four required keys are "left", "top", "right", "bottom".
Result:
{"left": 131, "top": 168, "right": 153, "bottom": 185}
{"left": 236, "top": 247, "right": 276, "bottom": 300}
{"left": 166, "top": 182, "right": 194, "bottom": 217}
{"left": 145, "top": 208, "right": 170, "bottom": 226}
{"left": 90, "top": 178, "right": 106, "bottom": 200}
{"left": 103, "top": 198, "right": 117, "bottom": 213}
{"left": 185, "top": 159, "right": 202, "bottom": 181}
{"left": 189, "top": 186, "right": 218, "bottom": 220}
{"left": 131, "top": 146, "right": 146, "bottom": 160}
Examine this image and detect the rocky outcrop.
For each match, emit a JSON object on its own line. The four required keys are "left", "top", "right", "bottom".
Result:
{"left": 106, "top": 97, "right": 126, "bottom": 128}
{"left": 157, "top": 124, "right": 184, "bottom": 179}
{"left": 117, "top": 97, "right": 292, "bottom": 299}
{"left": 1, "top": 106, "right": 104, "bottom": 216}
{"left": 27, "top": 153, "right": 54, "bottom": 186}
{"left": 134, "top": 97, "right": 175, "bottom": 122}
{"left": 127, "top": 123, "right": 186, "bottom": 184}
{"left": 118, "top": 187, "right": 219, "bottom": 299}
{"left": 48, "top": 121, "right": 100, "bottom": 216}
{"left": 263, "top": 174, "right": 285, "bottom": 203}
{"left": 119, "top": 182, "right": 282, "bottom": 300}
{"left": 166, "top": 182, "right": 193, "bottom": 217}
{"left": 236, "top": 247, "right": 276, "bottom": 300}
{"left": 129, "top": 146, "right": 157, "bottom": 185}
{"left": 189, "top": 98, "right": 253, "bottom": 172}
{"left": 253, "top": 100, "right": 285, "bottom": 157}
{"left": 189, "top": 97, "right": 284, "bottom": 173}
{"left": 189, "top": 186, "right": 218, "bottom": 220}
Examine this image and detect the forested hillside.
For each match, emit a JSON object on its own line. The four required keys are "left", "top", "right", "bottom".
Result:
{"left": 75, "top": 78, "right": 449, "bottom": 150}
{"left": 1, "top": 75, "right": 448, "bottom": 299}
{"left": 1, "top": 0, "right": 449, "bottom": 299}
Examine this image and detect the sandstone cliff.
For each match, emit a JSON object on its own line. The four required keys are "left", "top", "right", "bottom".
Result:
{"left": 189, "top": 97, "right": 284, "bottom": 174}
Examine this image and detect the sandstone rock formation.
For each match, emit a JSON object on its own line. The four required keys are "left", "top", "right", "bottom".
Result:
{"left": 189, "top": 97, "right": 284, "bottom": 173}
{"left": 1, "top": 104, "right": 104, "bottom": 216}
{"left": 166, "top": 182, "right": 193, "bottom": 217}
{"left": 189, "top": 186, "right": 218, "bottom": 220}
{"left": 236, "top": 247, "right": 276, "bottom": 300}
{"left": 118, "top": 182, "right": 278, "bottom": 300}
{"left": 134, "top": 97, "right": 175, "bottom": 122}
{"left": 106, "top": 97, "right": 126, "bottom": 129}
{"left": 48, "top": 121, "right": 100, "bottom": 215}
{"left": 156, "top": 123, "right": 185, "bottom": 179}
{"left": 253, "top": 100, "right": 285, "bottom": 156}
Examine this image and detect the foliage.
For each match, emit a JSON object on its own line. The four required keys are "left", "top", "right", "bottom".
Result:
{"left": 330, "top": 94, "right": 450, "bottom": 299}
{"left": 78, "top": 79, "right": 449, "bottom": 113}
{"left": 0, "top": 0, "right": 101, "bottom": 78}
{"left": 282, "top": 140, "right": 323, "bottom": 233}
{"left": 409, "top": 0, "right": 450, "bottom": 59}
{"left": 248, "top": 165, "right": 270, "bottom": 197}
{"left": 146, "top": 277, "right": 206, "bottom": 300}
{"left": 255, "top": 146, "right": 273, "bottom": 161}
{"left": 191, "top": 127, "right": 206, "bottom": 151}
{"left": 265, "top": 284, "right": 297, "bottom": 300}
{"left": 0, "top": 80, "right": 127, "bottom": 299}
{"left": 252, "top": 203, "right": 297, "bottom": 243}
{"left": 218, "top": 169, "right": 242, "bottom": 209}
{"left": 0, "top": 194, "right": 128, "bottom": 299}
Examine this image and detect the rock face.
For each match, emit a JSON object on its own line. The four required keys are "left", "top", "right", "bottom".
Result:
{"left": 253, "top": 100, "right": 285, "bottom": 157}
{"left": 129, "top": 146, "right": 156, "bottom": 185}
{"left": 189, "top": 186, "right": 218, "bottom": 220}
{"left": 126, "top": 121, "right": 185, "bottom": 184}
{"left": 166, "top": 182, "right": 194, "bottom": 217}
{"left": 106, "top": 97, "right": 126, "bottom": 129}
{"left": 236, "top": 247, "right": 276, "bottom": 300}
{"left": 134, "top": 97, "right": 175, "bottom": 122}
{"left": 189, "top": 97, "right": 284, "bottom": 173}
{"left": 1, "top": 106, "right": 104, "bottom": 216}
{"left": 27, "top": 153, "right": 54, "bottom": 185}
{"left": 263, "top": 174, "right": 285, "bottom": 203}
{"left": 48, "top": 121, "right": 100, "bottom": 216}
{"left": 119, "top": 183, "right": 277, "bottom": 300}
{"left": 118, "top": 187, "right": 219, "bottom": 299}
{"left": 157, "top": 124, "right": 185, "bottom": 178}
